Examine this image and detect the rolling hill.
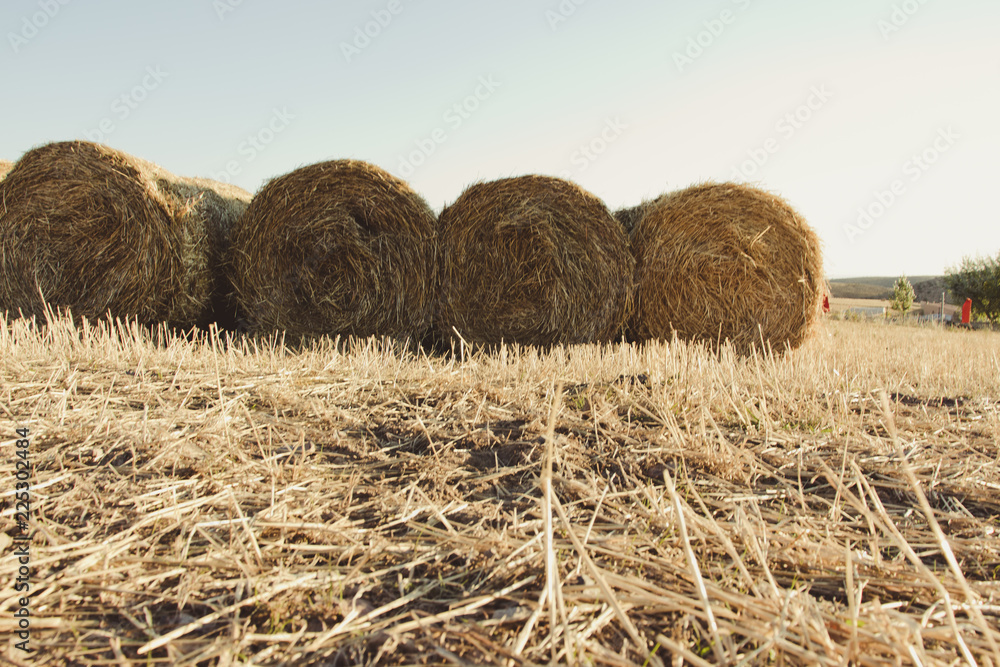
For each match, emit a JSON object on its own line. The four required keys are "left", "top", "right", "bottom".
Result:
{"left": 829, "top": 276, "right": 958, "bottom": 303}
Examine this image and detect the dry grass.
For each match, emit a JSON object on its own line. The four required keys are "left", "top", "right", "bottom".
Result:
{"left": 0, "top": 160, "right": 12, "bottom": 181}
{"left": 0, "top": 141, "right": 251, "bottom": 329}
{"left": 829, "top": 297, "right": 892, "bottom": 313}
{"left": 229, "top": 160, "right": 437, "bottom": 341}
{"left": 436, "top": 175, "right": 634, "bottom": 346}
{"left": 2, "top": 315, "right": 999, "bottom": 665}
{"left": 627, "top": 182, "right": 825, "bottom": 354}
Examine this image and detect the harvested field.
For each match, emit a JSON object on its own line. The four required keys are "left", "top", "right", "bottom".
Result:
{"left": 829, "top": 297, "right": 892, "bottom": 314}
{"left": 0, "top": 160, "right": 12, "bottom": 180}
{"left": 436, "top": 175, "right": 633, "bottom": 346}
{"left": 0, "top": 141, "right": 251, "bottom": 329}
{"left": 229, "top": 160, "right": 436, "bottom": 341}
{"left": 627, "top": 182, "right": 825, "bottom": 354}
{"left": 2, "top": 315, "right": 999, "bottom": 665}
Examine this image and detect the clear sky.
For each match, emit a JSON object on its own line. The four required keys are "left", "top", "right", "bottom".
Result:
{"left": 2, "top": 0, "right": 998, "bottom": 278}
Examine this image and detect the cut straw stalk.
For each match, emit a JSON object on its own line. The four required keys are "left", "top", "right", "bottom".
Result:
{"left": 819, "top": 460, "right": 980, "bottom": 665}
{"left": 662, "top": 469, "right": 728, "bottom": 664}
{"left": 139, "top": 573, "right": 321, "bottom": 655}
{"left": 878, "top": 390, "right": 1000, "bottom": 665}
{"left": 551, "top": 492, "right": 661, "bottom": 667}
{"left": 540, "top": 383, "right": 662, "bottom": 666}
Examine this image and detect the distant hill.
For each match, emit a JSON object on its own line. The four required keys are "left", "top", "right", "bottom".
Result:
{"left": 829, "top": 276, "right": 960, "bottom": 304}
{"left": 829, "top": 282, "right": 891, "bottom": 299}
{"left": 830, "top": 276, "right": 938, "bottom": 289}
{"left": 912, "top": 276, "right": 960, "bottom": 305}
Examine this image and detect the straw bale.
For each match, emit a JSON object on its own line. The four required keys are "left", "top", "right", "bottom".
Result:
{"left": 229, "top": 160, "right": 437, "bottom": 340}
{"left": 629, "top": 182, "right": 824, "bottom": 352}
{"left": 0, "top": 141, "right": 250, "bottom": 328}
{"left": 613, "top": 201, "right": 650, "bottom": 236}
{"left": 436, "top": 175, "right": 633, "bottom": 346}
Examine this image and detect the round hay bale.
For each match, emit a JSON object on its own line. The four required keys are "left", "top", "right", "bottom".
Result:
{"left": 629, "top": 182, "right": 824, "bottom": 353}
{"left": 0, "top": 160, "right": 13, "bottom": 181}
{"left": 436, "top": 175, "right": 634, "bottom": 346}
{"left": 163, "top": 175, "right": 253, "bottom": 330}
{"left": 229, "top": 160, "right": 437, "bottom": 340}
{"left": 0, "top": 141, "right": 251, "bottom": 328}
{"left": 613, "top": 202, "right": 651, "bottom": 236}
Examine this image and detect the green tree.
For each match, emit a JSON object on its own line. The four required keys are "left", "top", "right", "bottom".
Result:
{"left": 945, "top": 252, "right": 1000, "bottom": 323}
{"left": 890, "top": 275, "right": 915, "bottom": 317}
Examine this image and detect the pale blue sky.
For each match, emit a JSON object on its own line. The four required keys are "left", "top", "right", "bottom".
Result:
{"left": 2, "top": 0, "right": 998, "bottom": 278}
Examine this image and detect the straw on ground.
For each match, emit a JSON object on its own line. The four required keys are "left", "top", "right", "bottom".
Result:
{"left": 1, "top": 314, "right": 998, "bottom": 665}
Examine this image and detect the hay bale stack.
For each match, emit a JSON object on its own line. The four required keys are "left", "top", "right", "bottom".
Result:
{"left": 0, "top": 160, "right": 12, "bottom": 181}
{"left": 229, "top": 160, "right": 437, "bottom": 340}
{"left": 629, "top": 182, "right": 823, "bottom": 352}
{"left": 436, "top": 175, "right": 634, "bottom": 346}
{"left": 0, "top": 141, "right": 251, "bottom": 328}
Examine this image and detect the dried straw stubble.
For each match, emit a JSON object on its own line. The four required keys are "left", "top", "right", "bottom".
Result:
{"left": 629, "top": 182, "right": 824, "bottom": 353}
{"left": 229, "top": 160, "right": 437, "bottom": 340}
{"left": 436, "top": 175, "right": 634, "bottom": 346}
{"left": 0, "top": 141, "right": 251, "bottom": 328}
{"left": 0, "top": 160, "right": 12, "bottom": 181}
